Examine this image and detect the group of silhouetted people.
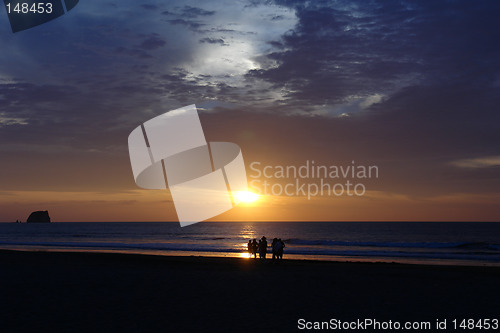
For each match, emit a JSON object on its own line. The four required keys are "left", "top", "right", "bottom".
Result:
{"left": 247, "top": 236, "right": 285, "bottom": 260}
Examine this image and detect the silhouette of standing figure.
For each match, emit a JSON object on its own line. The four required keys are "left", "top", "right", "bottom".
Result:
{"left": 259, "top": 236, "right": 268, "bottom": 259}
{"left": 271, "top": 238, "right": 278, "bottom": 260}
{"left": 251, "top": 239, "right": 258, "bottom": 258}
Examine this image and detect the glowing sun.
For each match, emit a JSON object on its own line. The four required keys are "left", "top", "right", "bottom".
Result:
{"left": 234, "top": 191, "right": 260, "bottom": 203}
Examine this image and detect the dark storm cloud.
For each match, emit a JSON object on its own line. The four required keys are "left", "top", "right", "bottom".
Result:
{"left": 251, "top": 0, "right": 500, "bottom": 107}
{"left": 167, "top": 18, "right": 206, "bottom": 30}
{"left": 199, "top": 37, "right": 226, "bottom": 45}
{"left": 266, "top": 40, "right": 284, "bottom": 48}
{"left": 180, "top": 6, "right": 215, "bottom": 18}
{"left": 161, "top": 5, "right": 215, "bottom": 31}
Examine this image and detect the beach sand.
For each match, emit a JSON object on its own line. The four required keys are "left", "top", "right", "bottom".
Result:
{"left": 1, "top": 250, "right": 499, "bottom": 332}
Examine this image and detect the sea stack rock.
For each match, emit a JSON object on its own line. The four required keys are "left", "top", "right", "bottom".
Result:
{"left": 26, "top": 211, "right": 51, "bottom": 223}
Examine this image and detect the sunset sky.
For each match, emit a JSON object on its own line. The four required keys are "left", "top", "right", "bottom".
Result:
{"left": 1, "top": 0, "right": 499, "bottom": 222}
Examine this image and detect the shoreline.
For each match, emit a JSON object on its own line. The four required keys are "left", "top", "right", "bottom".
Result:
{"left": 2, "top": 249, "right": 500, "bottom": 332}
{"left": 2, "top": 222, "right": 500, "bottom": 270}
{"left": 2, "top": 246, "right": 500, "bottom": 268}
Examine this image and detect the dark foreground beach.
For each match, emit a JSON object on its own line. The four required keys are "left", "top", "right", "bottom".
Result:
{"left": 1, "top": 250, "right": 499, "bottom": 332}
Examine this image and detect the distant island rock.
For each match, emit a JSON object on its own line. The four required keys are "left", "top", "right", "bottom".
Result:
{"left": 26, "top": 211, "right": 51, "bottom": 223}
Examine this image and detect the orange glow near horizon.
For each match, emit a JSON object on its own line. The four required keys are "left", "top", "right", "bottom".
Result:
{"left": 2, "top": 189, "right": 500, "bottom": 222}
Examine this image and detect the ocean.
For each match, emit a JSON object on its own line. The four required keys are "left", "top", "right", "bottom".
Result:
{"left": 1, "top": 222, "right": 499, "bottom": 266}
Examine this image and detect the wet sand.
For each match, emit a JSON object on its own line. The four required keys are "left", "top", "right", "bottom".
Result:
{"left": 1, "top": 250, "right": 499, "bottom": 332}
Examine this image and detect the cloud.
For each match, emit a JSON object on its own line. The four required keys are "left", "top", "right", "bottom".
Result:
{"left": 180, "top": 6, "right": 215, "bottom": 18}
{"left": 324, "top": 94, "right": 385, "bottom": 117}
{"left": 248, "top": 0, "right": 500, "bottom": 113}
{"left": 199, "top": 37, "right": 227, "bottom": 45}
{"left": 0, "top": 114, "right": 28, "bottom": 126}
{"left": 167, "top": 18, "right": 206, "bottom": 30}
{"left": 271, "top": 15, "right": 285, "bottom": 20}
{"left": 451, "top": 156, "right": 500, "bottom": 169}
{"left": 161, "top": 5, "right": 216, "bottom": 31}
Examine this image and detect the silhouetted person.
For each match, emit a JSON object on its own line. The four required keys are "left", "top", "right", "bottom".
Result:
{"left": 251, "top": 239, "right": 258, "bottom": 258}
{"left": 271, "top": 238, "right": 278, "bottom": 260}
{"left": 247, "top": 240, "right": 252, "bottom": 257}
{"left": 277, "top": 238, "right": 285, "bottom": 259}
{"left": 259, "top": 236, "right": 268, "bottom": 259}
